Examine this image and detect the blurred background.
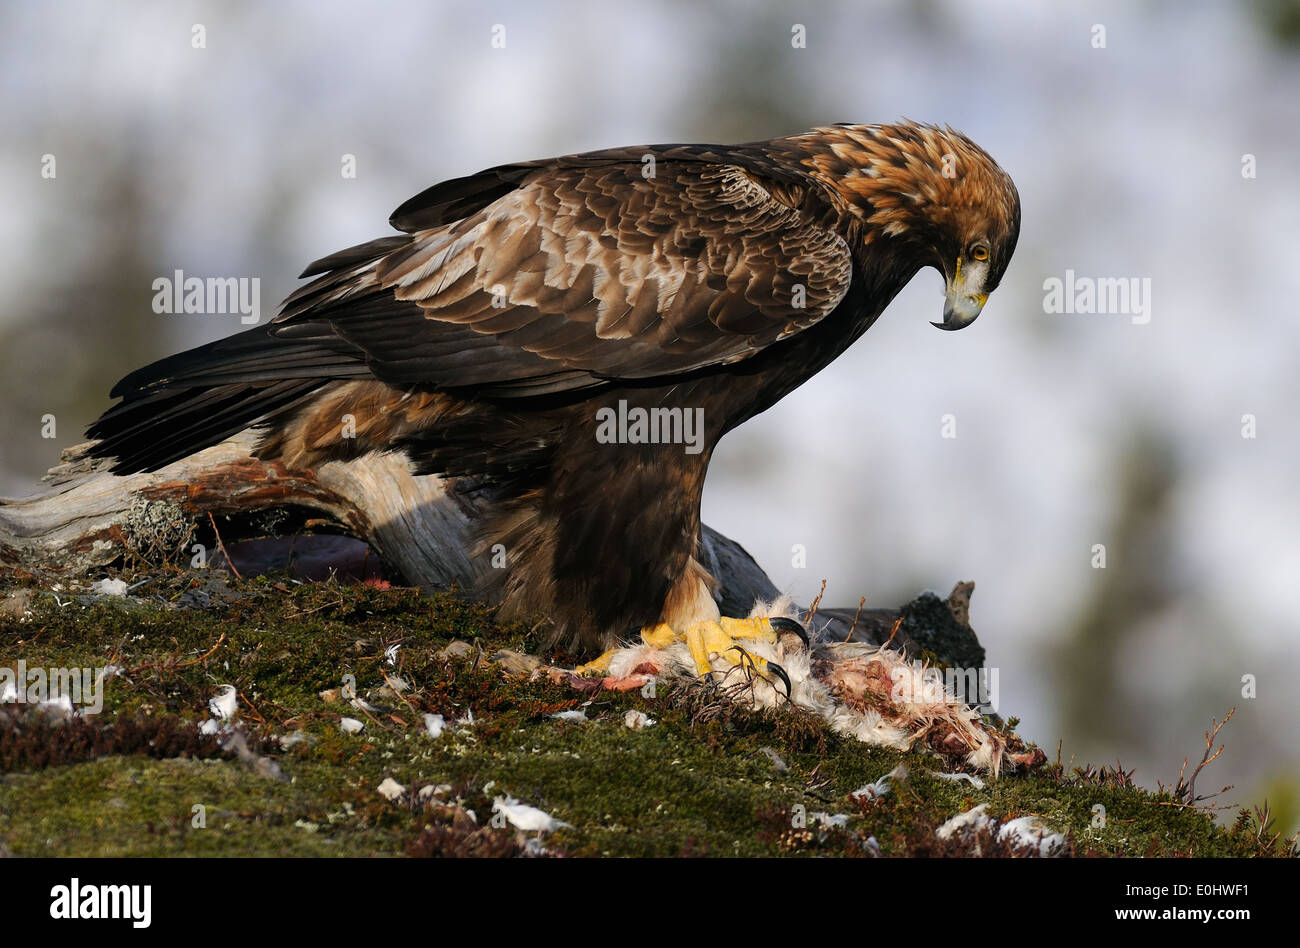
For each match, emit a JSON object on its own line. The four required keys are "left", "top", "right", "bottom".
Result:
{"left": 2, "top": 0, "right": 1298, "bottom": 833}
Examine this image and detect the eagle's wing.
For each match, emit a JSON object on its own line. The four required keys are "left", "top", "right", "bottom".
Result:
{"left": 273, "top": 156, "right": 853, "bottom": 396}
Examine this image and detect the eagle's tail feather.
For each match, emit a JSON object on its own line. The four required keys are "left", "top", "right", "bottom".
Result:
{"left": 87, "top": 379, "right": 325, "bottom": 474}
{"left": 107, "top": 325, "right": 365, "bottom": 397}
{"left": 87, "top": 325, "right": 366, "bottom": 473}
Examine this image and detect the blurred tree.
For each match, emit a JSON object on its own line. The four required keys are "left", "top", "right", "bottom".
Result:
{"left": 669, "top": 0, "right": 831, "bottom": 141}
{"left": 1049, "top": 425, "right": 1181, "bottom": 756}
{"left": 1252, "top": 0, "right": 1300, "bottom": 48}
{"left": 0, "top": 140, "right": 164, "bottom": 495}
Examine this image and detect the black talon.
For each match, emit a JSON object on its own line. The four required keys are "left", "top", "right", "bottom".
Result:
{"left": 724, "top": 646, "right": 791, "bottom": 699}
{"left": 769, "top": 616, "right": 809, "bottom": 648}
{"left": 767, "top": 660, "right": 792, "bottom": 699}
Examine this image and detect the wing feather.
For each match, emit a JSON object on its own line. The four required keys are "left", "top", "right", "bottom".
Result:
{"left": 272, "top": 152, "right": 853, "bottom": 396}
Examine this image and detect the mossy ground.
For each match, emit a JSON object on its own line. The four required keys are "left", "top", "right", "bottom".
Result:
{"left": 0, "top": 566, "right": 1292, "bottom": 858}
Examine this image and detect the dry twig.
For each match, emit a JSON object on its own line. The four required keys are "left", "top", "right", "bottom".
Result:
{"left": 844, "top": 596, "right": 867, "bottom": 644}
{"left": 802, "top": 579, "right": 827, "bottom": 627}
{"left": 882, "top": 616, "right": 904, "bottom": 649}
{"left": 1174, "top": 707, "right": 1236, "bottom": 807}
{"left": 207, "top": 512, "right": 243, "bottom": 580}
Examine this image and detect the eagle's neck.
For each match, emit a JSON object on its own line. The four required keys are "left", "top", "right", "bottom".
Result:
{"left": 768, "top": 123, "right": 980, "bottom": 271}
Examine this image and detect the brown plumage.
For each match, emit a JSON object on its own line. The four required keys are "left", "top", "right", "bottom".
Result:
{"left": 87, "top": 121, "right": 1021, "bottom": 652}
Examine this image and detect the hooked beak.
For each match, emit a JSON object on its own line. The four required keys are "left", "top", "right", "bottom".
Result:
{"left": 933, "top": 259, "right": 989, "bottom": 331}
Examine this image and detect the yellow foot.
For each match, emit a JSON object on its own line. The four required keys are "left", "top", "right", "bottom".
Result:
{"left": 641, "top": 616, "right": 808, "bottom": 696}
{"left": 575, "top": 648, "right": 618, "bottom": 678}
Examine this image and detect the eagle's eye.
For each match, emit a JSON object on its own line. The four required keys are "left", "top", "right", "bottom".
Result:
{"left": 969, "top": 243, "right": 990, "bottom": 262}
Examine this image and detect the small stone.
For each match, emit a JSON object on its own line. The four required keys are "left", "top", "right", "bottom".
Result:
{"left": 491, "top": 649, "right": 541, "bottom": 676}
{"left": 436, "top": 640, "right": 474, "bottom": 661}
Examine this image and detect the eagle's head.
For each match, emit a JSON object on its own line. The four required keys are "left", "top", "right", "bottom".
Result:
{"left": 794, "top": 120, "right": 1021, "bottom": 330}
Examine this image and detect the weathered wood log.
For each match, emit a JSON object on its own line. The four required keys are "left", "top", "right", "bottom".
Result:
{"left": 0, "top": 434, "right": 983, "bottom": 663}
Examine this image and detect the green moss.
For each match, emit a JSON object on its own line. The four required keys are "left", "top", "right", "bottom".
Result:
{"left": 0, "top": 567, "right": 1293, "bottom": 858}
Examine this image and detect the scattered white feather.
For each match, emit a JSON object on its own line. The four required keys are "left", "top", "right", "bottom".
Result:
{"left": 937, "top": 803, "right": 997, "bottom": 839}
{"left": 339, "top": 717, "right": 364, "bottom": 734}
{"left": 933, "top": 771, "right": 986, "bottom": 789}
{"left": 423, "top": 713, "right": 447, "bottom": 738}
{"left": 97, "top": 664, "right": 124, "bottom": 685}
{"left": 492, "top": 796, "right": 571, "bottom": 833}
{"left": 550, "top": 709, "right": 587, "bottom": 722}
{"left": 91, "top": 578, "right": 128, "bottom": 597}
{"left": 1001, "top": 816, "right": 1069, "bottom": 856}
{"left": 40, "top": 694, "right": 74, "bottom": 715}
{"left": 809, "top": 812, "right": 849, "bottom": 829}
{"left": 624, "top": 710, "right": 655, "bottom": 730}
{"left": 208, "top": 684, "right": 238, "bottom": 720}
{"left": 936, "top": 803, "right": 1066, "bottom": 856}
{"left": 198, "top": 719, "right": 221, "bottom": 736}
{"left": 850, "top": 764, "right": 908, "bottom": 801}
{"left": 384, "top": 644, "right": 400, "bottom": 666}
{"left": 377, "top": 777, "right": 406, "bottom": 801}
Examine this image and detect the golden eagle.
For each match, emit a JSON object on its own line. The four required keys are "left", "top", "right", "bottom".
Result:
{"left": 88, "top": 121, "right": 1020, "bottom": 687}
